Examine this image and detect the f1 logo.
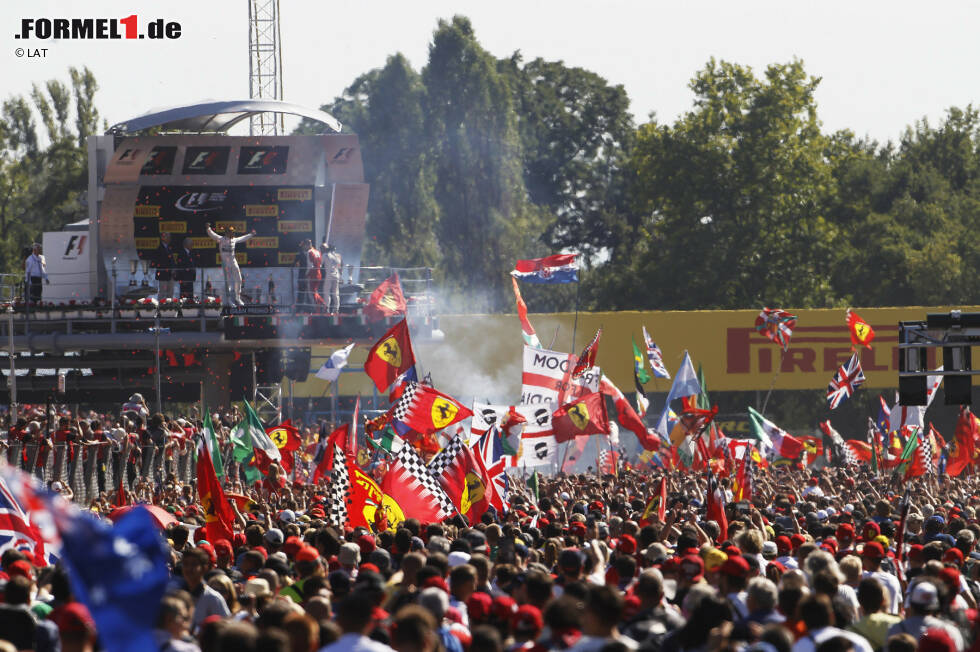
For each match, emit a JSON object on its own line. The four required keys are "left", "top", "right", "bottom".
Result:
{"left": 243, "top": 150, "right": 278, "bottom": 169}
{"left": 118, "top": 148, "right": 141, "bottom": 162}
{"left": 63, "top": 235, "right": 86, "bottom": 258}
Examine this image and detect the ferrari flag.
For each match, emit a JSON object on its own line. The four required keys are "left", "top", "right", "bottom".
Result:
{"left": 846, "top": 308, "right": 876, "bottom": 349}
{"left": 364, "top": 319, "right": 416, "bottom": 392}
{"left": 392, "top": 382, "right": 473, "bottom": 434}
{"left": 552, "top": 391, "right": 610, "bottom": 443}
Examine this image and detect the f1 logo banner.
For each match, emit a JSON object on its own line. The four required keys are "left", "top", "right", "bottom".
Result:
{"left": 238, "top": 146, "right": 288, "bottom": 174}
{"left": 182, "top": 147, "right": 230, "bottom": 175}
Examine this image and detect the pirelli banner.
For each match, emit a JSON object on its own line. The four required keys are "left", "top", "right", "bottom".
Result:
{"left": 132, "top": 186, "right": 314, "bottom": 268}
{"left": 292, "top": 306, "right": 980, "bottom": 406}
{"left": 99, "top": 134, "right": 368, "bottom": 280}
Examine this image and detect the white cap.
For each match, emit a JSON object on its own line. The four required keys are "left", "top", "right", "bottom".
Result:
{"left": 448, "top": 551, "right": 472, "bottom": 568}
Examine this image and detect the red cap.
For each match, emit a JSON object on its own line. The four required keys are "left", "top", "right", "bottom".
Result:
{"left": 836, "top": 523, "right": 855, "bottom": 539}
{"left": 357, "top": 534, "right": 376, "bottom": 556}
{"left": 775, "top": 536, "right": 791, "bottom": 555}
{"left": 197, "top": 542, "right": 216, "bottom": 565}
{"left": 908, "top": 544, "right": 925, "bottom": 563}
{"left": 359, "top": 562, "right": 379, "bottom": 574}
{"left": 213, "top": 539, "right": 233, "bottom": 556}
{"left": 422, "top": 576, "right": 449, "bottom": 593}
{"left": 512, "top": 604, "right": 543, "bottom": 633}
{"left": 7, "top": 560, "right": 34, "bottom": 581}
{"left": 680, "top": 554, "right": 704, "bottom": 581}
{"left": 943, "top": 548, "right": 964, "bottom": 565}
{"left": 719, "top": 556, "right": 750, "bottom": 578}
{"left": 939, "top": 566, "right": 961, "bottom": 589}
{"left": 919, "top": 628, "right": 956, "bottom": 652}
{"left": 467, "top": 592, "right": 493, "bottom": 623}
{"left": 283, "top": 536, "right": 304, "bottom": 558}
{"left": 618, "top": 534, "right": 637, "bottom": 555}
{"left": 862, "top": 542, "right": 884, "bottom": 559}
{"left": 790, "top": 534, "right": 806, "bottom": 550}
{"left": 296, "top": 546, "right": 320, "bottom": 563}
{"left": 51, "top": 602, "right": 96, "bottom": 637}
{"left": 863, "top": 522, "right": 881, "bottom": 541}
{"left": 492, "top": 595, "right": 518, "bottom": 621}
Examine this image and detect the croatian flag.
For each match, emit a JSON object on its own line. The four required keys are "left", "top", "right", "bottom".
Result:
{"left": 511, "top": 254, "right": 579, "bottom": 284}
{"left": 315, "top": 343, "right": 355, "bottom": 382}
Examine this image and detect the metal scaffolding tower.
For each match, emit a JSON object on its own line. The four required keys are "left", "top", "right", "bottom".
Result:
{"left": 247, "top": 0, "right": 284, "bottom": 135}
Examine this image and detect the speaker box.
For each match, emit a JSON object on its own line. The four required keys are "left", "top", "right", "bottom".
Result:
{"left": 282, "top": 348, "right": 311, "bottom": 382}
{"left": 945, "top": 375, "right": 972, "bottom": 405}
{"left": 898, "top": 376, "right": 927, "bottom": 406}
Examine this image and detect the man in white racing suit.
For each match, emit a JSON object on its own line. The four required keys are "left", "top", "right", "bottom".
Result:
{"left": 206, "top": 223, "right": 255, "bottom": 306}
{"left": 320, "top": 242, "right": 342, "bottom": 313}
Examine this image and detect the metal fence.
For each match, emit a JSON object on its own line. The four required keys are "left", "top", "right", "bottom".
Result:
{"left": 2, "top": 442, "right": 196, "bottom": 504}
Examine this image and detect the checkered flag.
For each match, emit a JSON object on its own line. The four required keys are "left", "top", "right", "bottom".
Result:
{"left": 324, "top": 444, "right": 350, "bottom": 528}
{"left": 428, "top": 435, "right": 464, "bottom": 477}
{"left": 920, "top": 429, "right": 933, "bottom": 474}
{"left": 391, "top": 382, "right": 420, "bottom": 423}
{"left": 393, "top": 445, "right": 456, "bottom": 519}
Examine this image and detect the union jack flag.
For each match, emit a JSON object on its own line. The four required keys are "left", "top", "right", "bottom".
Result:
{"left": 827, "top": 352, "right": 866, "bottom": 409}
{"left": 642, "top": 326, "right": 670, "bottom": 379}
{"left": 0, "top": 471, "right": 58, "bottom": 565}
{"left": 755, "top": 308, "right": 797, "bottom": 351}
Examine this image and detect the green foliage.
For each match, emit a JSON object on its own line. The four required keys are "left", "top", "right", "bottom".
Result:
{"left": 0, "top": 67, "right": 100, "bottom": 274}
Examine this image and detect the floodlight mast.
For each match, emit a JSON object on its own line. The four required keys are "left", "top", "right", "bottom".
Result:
{"left": 248, "top": 0, "right": 284, "bottom": 135}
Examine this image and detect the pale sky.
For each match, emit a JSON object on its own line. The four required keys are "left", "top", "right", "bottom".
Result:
{"left": 2, "top": 0, "right": 979, "bottom": 143}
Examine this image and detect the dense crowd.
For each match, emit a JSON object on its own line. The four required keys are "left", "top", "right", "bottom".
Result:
{"left": 4, "top": 429, "right": 980, "bottom": 652}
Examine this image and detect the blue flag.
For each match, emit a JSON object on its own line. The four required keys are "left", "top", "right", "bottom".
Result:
{"left": 653, "top": 351, "right": 701, "bottom": 438}
{"left": 57, "top": 506, "right": 171, "bottom": 652}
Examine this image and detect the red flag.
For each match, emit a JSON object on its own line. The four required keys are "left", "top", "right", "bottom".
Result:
{"left": 706, "top": 471, "right": 728, "bottom": 542}
{"left": 844, "top": 440, "right": 873, "bottom": 462}
{"left": 511, "top": 276, "right": 539, "bottom": 345}
{"left": 381, "top": 446, "right": 454, "bottom": 522}
{"left": 197, "top": 437, "right": 235, "bottom": 543}
{"left": 571, "top": 329, "right": 602, "bottom": 378}
{"left": 638, "top": 476, "right": 668, "bottom": 526}
{"left": 266, "top": 420, "right": 301, "bottom": 473}
{"left": 364, "top": 319, "right": 416, "bottom": 392}
{"left": 846, "top": 308, "right": 875, "bottom": 349}
{"left": 311, "top": 424, "right": 350, "bottom": 485}
{"left": 600, "top": 374, "right": 661, "bottom": 451}
{"left": 948, "top": 406, "right": 978, "bottom": 477}
{"left": 114, "top": 474, "right": 128, "bottom": 507}
{"left": 562, "top": 435, "right": 589, "bottom": 472}
{"left": 552, "top": 391, "right": 610, "bottom": 443}
{"left": 431, "top": 436, "right": 499, "bottom": 526}
{"left": 365, "top": 273, "right": 407, "bottom": 322}
{"left": 393, "top": 383, "right": 473, "bottom": 435}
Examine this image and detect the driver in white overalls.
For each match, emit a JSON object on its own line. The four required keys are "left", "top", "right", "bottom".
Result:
{"left": 206, "top": 223, "right": 255, "bottom": 306}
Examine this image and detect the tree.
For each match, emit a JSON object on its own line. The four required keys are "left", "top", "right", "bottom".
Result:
{"left": 422, "top": 16, "right": 548, "bottom": 312}
{"left": 599, "top": 59, "right": 840, "bottom": 311}
{"left": 498, "top": 55, "right": 635, "bottom": 261}
{"left": 0, "top": 67, "right": 101, "bottom": 274}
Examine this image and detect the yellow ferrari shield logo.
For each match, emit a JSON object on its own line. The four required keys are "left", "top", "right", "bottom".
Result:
{"left": 379, "top": 290, "right": 399, "bottom": 311}
{"left": 854, "top": 321, "right": 870, "bottom": 342}
{"left": 268, "top": 428, "right": 289, "bottom": 449}
{"left": 461, "top": 471, "right": 486, "bottom": 514}
{"left": 568, "top": 402, "right": 590, "bottom": 430}
{"left": 431, "top": 398, "right": 459, "bottom": 429}
{"left": 377, "top": 336, "right": 401, "bottom": 367}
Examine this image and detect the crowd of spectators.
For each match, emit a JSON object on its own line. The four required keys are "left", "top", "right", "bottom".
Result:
{"left": 3, "top": 440, "right": 980, "bottom": 652}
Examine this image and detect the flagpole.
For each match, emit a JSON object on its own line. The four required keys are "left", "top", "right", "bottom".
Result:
{"left": 759, "top": 346, "right": 788, "bottom": 417}
{"left": 570, "top": 275, "right": 581, "bottom": 353}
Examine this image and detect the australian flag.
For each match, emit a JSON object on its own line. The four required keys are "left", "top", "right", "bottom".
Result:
{"left": 827, "top": 352, "right": 866, "bottom": 410}
{"left": 1, "top": 468, "right": 170, "bottom": 652}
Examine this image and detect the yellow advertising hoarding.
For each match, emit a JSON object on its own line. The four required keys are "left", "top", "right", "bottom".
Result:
{"left": 292, "top": 306, "right": 976, "bottom": 399}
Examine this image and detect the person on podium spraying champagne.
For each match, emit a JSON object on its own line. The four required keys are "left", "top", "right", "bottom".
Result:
{"left": 206, "top": 222, "right": 255, "bottom": 307}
